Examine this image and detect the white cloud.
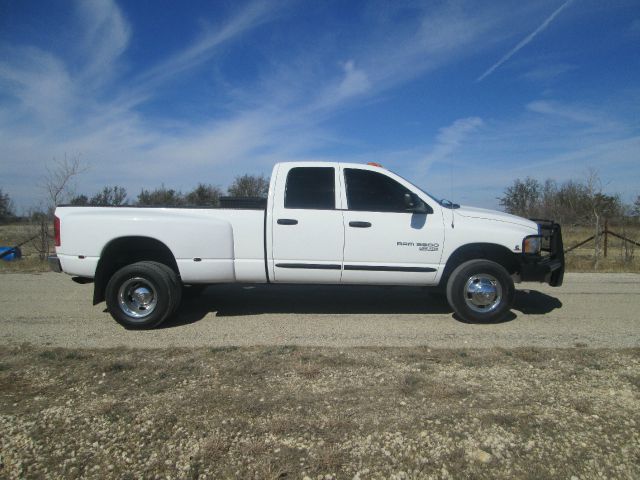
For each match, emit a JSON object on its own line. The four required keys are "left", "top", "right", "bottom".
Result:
{"left": 336, "top": 61, "right": 370, "bottom": 100}
{"left": 520, "top": 63, "right": 575, "bottom": 82}
{"left": 1, "top": 1, "right": 636, "bottom": 214}
{"left": 420, "top": 117, "right": 484, "bottom": 171}
{"left": 76, "top": 0, "right": 131, "bottom": 85}
{"left": 477, "top": 0, "right": 574, "bottom": 81}
{"left": 0, "top": 48, "right": 75, "bottom": 126}
{"left": 526, "top": 100, "right": 618, "bottom": 129}
{"left": 133, "top": 0, "right": 277, "bottom": 92}
{"left": 0, "top": 2, "right": 565, "bottom": 210}
{"left": 415, "top": 101, "right": 639, "bottom": 208}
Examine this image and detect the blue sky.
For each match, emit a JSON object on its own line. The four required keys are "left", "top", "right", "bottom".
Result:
{"left": 1, "top": 0, "right": 639, "bottom": 212}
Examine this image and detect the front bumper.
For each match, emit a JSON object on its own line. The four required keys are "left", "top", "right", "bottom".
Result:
{"left": 518, "top": 220, "right": 564, "bottom": 287}
{"left": 48, "top": 255, "right": 62, "bottom": 273}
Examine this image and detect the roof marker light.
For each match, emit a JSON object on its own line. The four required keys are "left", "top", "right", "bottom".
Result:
{"left": 367, "top": 162, "right": 384, "bottom": 168}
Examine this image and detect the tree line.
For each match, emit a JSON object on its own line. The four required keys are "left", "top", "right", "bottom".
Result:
{"left": 498, "top": 175, "right": 639, "bottom": 226}
{"left": 1, "top": 173, "right": 269, "bottom": 225}
{"left": 68, "top": 174, "right": 269, "bottom": 208}
{"left": 2, "top": 168, "right": 639, "bottom": 224}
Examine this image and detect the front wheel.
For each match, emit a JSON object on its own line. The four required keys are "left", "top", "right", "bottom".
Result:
{"left": 446, "top": 260, "right": 515, "bottom": 323}
{"left": 105, "top": 261, "right": 180, "bottom": 329}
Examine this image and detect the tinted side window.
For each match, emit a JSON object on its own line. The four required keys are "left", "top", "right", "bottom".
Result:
{"left": 345, "top": 168, "right": 412, "bottom": 212}
{"left": 285, "top": 167, "right": 335, "bottom": 209}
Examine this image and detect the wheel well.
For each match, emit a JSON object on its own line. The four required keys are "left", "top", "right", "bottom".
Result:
{"left": 93, "top": 237, "right": 180, "bottom": 305}
{"left": 439, "top": 243, "right": 518, "bottom": 288}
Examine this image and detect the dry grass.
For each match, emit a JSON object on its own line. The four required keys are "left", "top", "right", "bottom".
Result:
{"left": 1, "top": 345, "right": 638, "bottom": 479}
{"left": 563, "top": 224, "right": 640, "bottom": 272}
{"left": 0, "top": 223, "right": 50, "bottom": 272}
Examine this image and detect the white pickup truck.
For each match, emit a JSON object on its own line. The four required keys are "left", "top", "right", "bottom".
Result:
{"left": 49, "top": 162, "right": 564, "bottom": 328}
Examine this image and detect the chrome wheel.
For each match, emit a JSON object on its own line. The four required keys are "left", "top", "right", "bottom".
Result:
{"left": 463, "top": 274, "right": 502, "bottom": 313}
{"left": 117, "top": 277, "right": 158, "bottom": 320}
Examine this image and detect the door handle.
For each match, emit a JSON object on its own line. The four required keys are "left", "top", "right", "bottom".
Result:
{"left": 349, "top": 221, "right": 372, "bottom": 228}
{"left": 277, "top": 218, "right": 298, "bottom": 225}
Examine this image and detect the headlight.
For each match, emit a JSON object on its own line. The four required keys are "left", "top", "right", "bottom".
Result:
{"left": 522, "top": 235, "right": 542, "bottom": 254}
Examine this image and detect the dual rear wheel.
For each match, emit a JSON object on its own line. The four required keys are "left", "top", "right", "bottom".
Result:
{"left": 105, "top": 261, "right": 182, "bottom": 329}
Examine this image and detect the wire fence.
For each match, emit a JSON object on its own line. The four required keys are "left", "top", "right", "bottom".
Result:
{"left": 564, "top": 219, "right": 640, "bottom": 256}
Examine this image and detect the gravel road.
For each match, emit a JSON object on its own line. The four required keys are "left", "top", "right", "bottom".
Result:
{"left": 0, "top": 272, "right": 638, "bottom": 348}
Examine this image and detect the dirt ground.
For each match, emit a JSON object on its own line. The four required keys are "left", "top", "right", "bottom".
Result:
{"left": 1, "top": 272, "right": 639, "bottom": 479}
{"left": 0, "top": 272, "right": 638, "bottom": 348}
{"left": 0, "top": 345, "right": 638, "bottom": 479}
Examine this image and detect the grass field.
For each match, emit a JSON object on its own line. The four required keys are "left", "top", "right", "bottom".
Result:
{"left": 0, "top": 345, "right": 638, "bottom": 479}
{"left": 1, "top": 222, "right": 639, "bottom": 273}
{"left": 562, "top": 224, "right": 640, "bottom": 272}
{"left": 0, "top": 223, "right": 48, "bottom": 272}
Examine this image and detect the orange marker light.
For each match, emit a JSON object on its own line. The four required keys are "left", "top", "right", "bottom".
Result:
{"left": 367, "top": 162, "right": 384, "bottom": 168}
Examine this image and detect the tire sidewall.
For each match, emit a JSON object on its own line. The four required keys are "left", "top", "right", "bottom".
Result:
{"left": 105, "top": 262, "right": 174, "bottom": 329}
{"left": 446, "top": 259, "right": 515, "bottom": 323}
{"left": 146, "top": 261, "right": 182, "bottom": 314}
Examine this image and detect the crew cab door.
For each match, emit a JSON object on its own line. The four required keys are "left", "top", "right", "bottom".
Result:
{"left": 270, "top": 165, "right": 344, "bottom": 283}
{"left": 340, "top": 167, "right": 444, "bottom": 285}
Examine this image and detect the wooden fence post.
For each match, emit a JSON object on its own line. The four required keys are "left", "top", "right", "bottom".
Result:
{"left": 604, "top": 218, "right": 608, "bottom": 258}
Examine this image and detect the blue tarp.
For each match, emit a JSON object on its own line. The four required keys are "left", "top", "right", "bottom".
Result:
{"left": 0, "top": 246, "right": 22, "bottom": 261}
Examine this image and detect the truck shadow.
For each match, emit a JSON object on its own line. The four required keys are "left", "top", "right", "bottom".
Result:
{"left": 161, "top": 284, "right": 562, "bottom": 328}
{"left": 513, "top": 289, "right": 563, "bottom": 315}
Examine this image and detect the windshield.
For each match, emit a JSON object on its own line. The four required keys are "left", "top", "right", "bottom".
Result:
{"left": 389, "top": 170, "right": 459, "bottom": 208}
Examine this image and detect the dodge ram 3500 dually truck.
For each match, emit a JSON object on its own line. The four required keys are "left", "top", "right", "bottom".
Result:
{"left": 49, "top": 162, "right": 564, "bottom": 328}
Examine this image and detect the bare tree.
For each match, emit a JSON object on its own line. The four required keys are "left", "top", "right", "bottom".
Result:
{"left": 583, "top": 169, "right": 625, "bottom": 269}
{"left": 32, "top": 154, "right": 87, "bottom": 259}
{"left": 585, "top": 169, "right": 602, "bottom": 268}
{"left": 498, "top": 177, "right": 542, "bottom": 218}
{"left": 44, "top": 154, "right": 87, "bottom": 214}
{"left": 0, "top": 187, "right": 15, "bottom": 223}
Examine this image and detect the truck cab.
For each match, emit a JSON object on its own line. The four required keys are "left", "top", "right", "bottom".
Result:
{"left": 268, "top": 162, "right": 444, "bottom": 285}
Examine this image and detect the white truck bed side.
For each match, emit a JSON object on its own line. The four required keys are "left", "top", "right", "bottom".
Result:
{"left": 55, "top": 207, "right": 266, "bottom": 283}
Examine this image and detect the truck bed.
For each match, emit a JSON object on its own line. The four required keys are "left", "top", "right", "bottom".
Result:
{"left": 54, "top": 205, "right": 268, "bottom": 284}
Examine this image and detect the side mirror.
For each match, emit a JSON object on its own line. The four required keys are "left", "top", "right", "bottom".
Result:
{"left": 404, "top": 193, "right": 433, "bottom": 214}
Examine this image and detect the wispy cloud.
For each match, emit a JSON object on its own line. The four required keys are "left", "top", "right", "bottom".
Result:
{"left": 477, "top": 0, "right": 574, "bottom": 81}
{"left": 0, "top": 1, "right": 577, "bottom": 208}
{"left": 76, "top": 0, "right": 131, "bottom": 86}
{"left": 420, "top": 117, "right": 484, "bottom": 171}
{"left": 526, "top": 100, "right": 619, "bottom": 128}
{"left": 520, "top": 62, "right": 575, "bottom": 82}
{"left": 0, "top": 48, "right": 74, "bottom": 126}
{"left": 418, "top": 98, "right": 639, "bottom": 207}
{"left": 0, "top": 0, "right": 287, "bottom": 207}
{"left": 134, "top": 0, "right": 277, "bottom": 91}
{"left": 1, "top": 0, "right": 637, "bottom": 213}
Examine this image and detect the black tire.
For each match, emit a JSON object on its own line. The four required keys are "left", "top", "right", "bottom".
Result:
{"left": 446, "top": 259, "right": 515, "bottom": 323}
{"left": 105, "top": 261, "right": 179, "bottom": 329}
{"left": 148, "top": 262, "right": 182, "bottom": 315}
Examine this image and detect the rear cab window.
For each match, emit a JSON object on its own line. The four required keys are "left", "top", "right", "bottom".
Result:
{"left": 285, "top": 167, "right": 335, "bottom": 209}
